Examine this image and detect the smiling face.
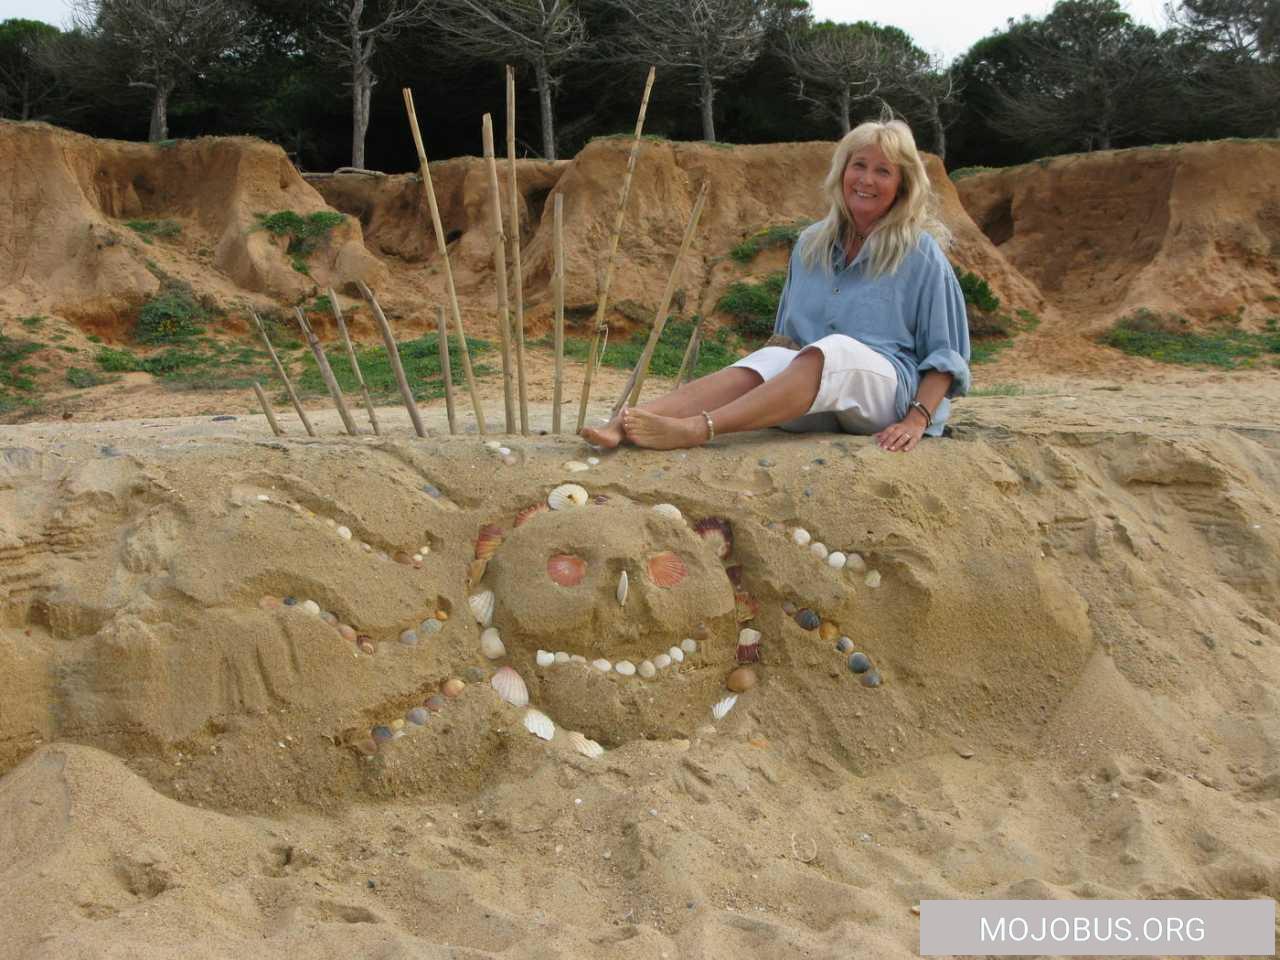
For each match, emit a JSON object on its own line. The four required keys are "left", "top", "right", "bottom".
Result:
{"left": 842, "top": 142, "right": 902, "bottom": 232}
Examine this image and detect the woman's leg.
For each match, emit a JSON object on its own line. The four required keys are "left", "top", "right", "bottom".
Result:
{"left": 624, "top": 349, "right": 825, "bottom": 450}
{"left": 581, "top": 364, "right": 765, "bottom": 448}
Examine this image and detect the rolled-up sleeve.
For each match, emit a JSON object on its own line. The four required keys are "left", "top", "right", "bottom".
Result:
{"left": 913, "top": 256, "right": 971, "bottom": 398}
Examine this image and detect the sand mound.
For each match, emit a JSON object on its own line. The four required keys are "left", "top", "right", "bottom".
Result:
{"left": 0, "top": 122, "right": 386, "bottom": 326}
{"left": 955, "top": 139, "right": 1280, "bottom": 329}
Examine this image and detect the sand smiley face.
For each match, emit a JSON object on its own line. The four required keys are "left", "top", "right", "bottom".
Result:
{"left": 481, "top": 500, "right": 737, "bottom": 744}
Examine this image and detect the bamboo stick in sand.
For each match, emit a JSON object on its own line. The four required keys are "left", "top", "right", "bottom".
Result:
{"left": 295, "top": 306, "right": 358, "bottom": 436}
{"left": 506, "top": 66, "right": 529, "bottom": 435}
{"left": 674, "top": 315, "right": 705, "bottom": 386}
{"left": 252, "top": 380, "right": 284, "bottom": 436}
{"left": 437, "top": 304, "right": 456, "bottom": 434}
{"left": 329, "top": 288, "right": 380, "bottom": 436}
{"left": 482, "top": 112, "right": 517, "bottom": 434}
{"left": 358, "top": 281, "right": 426, "bottom": 438}
{"left": 575, "top": 66, "right": 657, "bottom": 432}
{"left": 251, "top": 309, "right": 315, "bottom": 437}
{"left": 551, "top": 193, "right": 565, "bottom": 435}
{"left": 403, "top": 87, "right": 487, "bottom": 435}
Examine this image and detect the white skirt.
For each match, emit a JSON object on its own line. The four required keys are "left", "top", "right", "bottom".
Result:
{"left": 731, "top": 334, "right": 899, "bottom": 435}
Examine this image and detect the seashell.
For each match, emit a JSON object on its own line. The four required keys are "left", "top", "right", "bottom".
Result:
{"left": 570, "top": 654, "right": 586, "bottom": 664}
{"left": 515, "top": 502, "right": 549, "bottom": 526}
{"left": 391, "top": 718, "right": 405, "bottom": 731}
{"left": 725, "top": 565, "right": 745, "bottom": 588}
{"left": 693, "top": 517, "right": 733, "bottom": 559}
{"left": 548, "top": 483, "right": 589, "bottom": 510}
{"left": 781, "top": 600, "right": 796, "bottom": 615}
{"left": 399, "top": 629, "right": 420, "bottom": 647}
{"left": 523, "top": 708, "right": 556, "bottom": 741}
{"left": 828, "top": 551, "right": 847, "bottom": 570}
{"left": 336, "top": 525, "right": 352, "bottom": 541}
{"left": 726, "top": 666, "right": 757, "bottom": 693}
{"left": 846, "top": 552, "right": 866, "bottom": 572}
{"left": 860, "top": 668, "right": 882, "bottom": 688}
{"left": 420, "top": 618, "right": 443, "bottom": 635}
{"left": 848, "top": 652, "right": 871, "bottom": 674}
{"left": 360, "top": 542, "right": 372, "bottom": 553}
{"left": 536, "top": 650, "right": 555, "bottom": 667}
{"left": 469, "top": 589, "right": 495, "bottom": 626}
{"left": 256, "top": 494, "right": 270, "bottom": 502}
{"left": 480, "top": 627, "right": 506, "bottom": 660}
{"left": 485, "top": 440, "right": 502, "bottom": 451}
{"left": 591, "top": 494, "right": 610, "bottom": 505}
{"left": 734, "top": 591, "right": 759, "bottom": 623}
{"left": 377, "top": 551, "right": 390, "bottom": 562}
{"left": 466, "top": 558, "right": 488, "bottom": 587}
{"left": 836, "top": 636, "right": 854, "bottom": 653}
{"left": 737, "top": 627, "right": 761, "bottom": 663}
{"left": 646, "top": 551, "right": 687, "bottom": 589}
{"left": 443, "top": 678, "right": 466, "bottom": 698}
{"left": 435, "top": 609, "right": 449, "bottom": 621}
{"left": 739, "top": 627, "right": 762, "bottom": 646}
{"left": 354, "top": 738, "right": 379, "bottom": 756}
{"left": 425, "top": 693, "right": 447, "bottom": 712}
{"left": 569, "top": 731, "right": 604, "bottom": 759}
{"left": 474, "top": 524, "right": 504, "bottom": 560}
{"left": 338, "top": 624, "right": 357, "bottom": 642}
{"left": 394, "top": 551, "right": 413, "bottom": 565}
{"left": 668, "top": 646, "right": 684, "bottom": 664}
{"left": 357, "top": 635, "right": 375, "bottom": 655}
{"left": 794, "top": 608, "right": 820, "bottom": 630}
{"left": 372, "top": 725, "right": 394, "bottom": 743}
{"left": 711, "top": 694, "right": 738, "bottom": 721}
{"left": 413, "top": 556, "right": 424, "bottom": 569}
{"left": 564, "top": 460, "right": 590, "bottom": 472}
{"left": 864, "top": 570, "right": 882, "bottom": 589}
{"left": 819, "top": 621, "right": 839, "bottom": 643}
{"left": 259, "top": 595, "right": 281, "bottom": 610}
{"left": 654, "top": 653, "right": 672, "bottom": 669}
{"left": 592, "top": 658, "right": 612, "bottom": 672}
{"left": 554, "top": 651, "right": 571, "bottom": 664}
{"left": 321, "top": 611, "right": 339, "bottom": 626}
{"left": 681, "top": 638, "right": 697, "bottom": 654}
{"left": 547, "top": 554, "right": 587, "bottom": 587}
{"left": 406, "top": 707, "right": 429, "bottom": 725}
{"left": 587, "top": 456, "right": 600, "bottom": 466}
{"left": 791, "top": 527, "right": 811, "bottom": 546}
{"left": 616, "top": 570, "right": 629, "bottom": 605}
{"left": 301, "top": 600, "right": 321, "bottom": 616}
{"left": 652, "top": 503, "right": 683, "bottom": 522}
{"left": 810, "top": 542, "right": 829, "bottom": 560}
{"left": 614, "top": 660, "right": 636, "bottom": 676}
{"left": 639, "top": 660, "right": 656, "bottom": 679}
{"left": 490, "top": 666, "right": 528, "bottom": 707}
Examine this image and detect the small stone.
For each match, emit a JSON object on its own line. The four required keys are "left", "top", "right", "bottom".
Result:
{"left": 442, "top": 678, "right": 465, "bottom": 698}
{"left": 371, "top": 725, "right": 394, "bottom": 743}
{"left": 680, "top": 638, "right": 697, "bottom": 654}
{"left": 536, "top": 650, "right": 555, "bottom": 667}
{"left": 420, "top": 618, "right": 443, "bottom": 635}
{"left": 955, "top": 744, "right": 975, "bottom": 759}
{"left": 554, "top": 651, "right": 571, "bottom": 664}
{"left": 336, "top": 525, "right": 352, "bottom": 541}
{"left": 860, "top": 668, "right": 882, "bottom": 688}
{"left": 819, "top": 621, "right": 839, "bottom": 643}
{"left": 791, "top": 528, "right": 811, "bottom": 546}
{"left": 592, "top": 658, "right": 612, "bottom": 672}
{"left": 864, "top": 570, "right": 882, "bottom": 589}
{"left": 828, "top": 551, "right": 847, "bottom": 570}
{"left": 639, "top": 660, "right": 656, "bottom": 679}
{"left": 794, "top": 609, "right": 820, "bottom": 631}
{"left": 406, "top": 707, "right": 429, "bottom": 725}
{"left": 424, "top": 694, "right": 447, "bottom": 712}
{"left": 301, "top": 600, "right": 321, "bottom": 616}
{"left": 399, "top": 629, "right": 419, "bottom": 647}
{"left": 615, "top": 660, "right": 636, "bottom": 676}
{"left": 758, "top": 458, "right": 775, "bottom": 467}
{"left": 668, "top": 646, "right": 685, "bottom": 663}
{"left": 848, "top": 652, "right": 871, "bottom": 674}
{"left": 726, "top": 666, "right": 757, "bottom": 693}
{"left": 654, "top": 653, "right": 672, "bottom": 669}
{"left": 782, "top": 600, "right": 797, "bottom": 615}
{"left": 836, "top": 636, "right": 854, "bottom": 653}
{"left": 422, "top": 484, "right": 441, "bottom": 498}
{"left": 809, "top": 542, "right": 829, "bottom": 560}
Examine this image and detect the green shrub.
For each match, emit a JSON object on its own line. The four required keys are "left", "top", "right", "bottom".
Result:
{"left": 949, "top": 166, "right": 994, "bottom": 181}
{"left": 539, "top": 319, "right": 741, "bottom": 382}
{"left": 126, "top": 219, "right": 182, "bottom": 243}
{"left": 1100, "top": 308, "right": 1280, "bottom": 368}
{"left": 0, "top": 334, "right": 42, "bottom": 392}
{"left": 137, "top": 289, "right": 206, "bottom": 343}
{"left": 256, "top": 211, "right": 346, "bottom": 274}
{"left": 20, "top": 314, "right": 45, "bottom": 329}
{"left": 97, "top": 347, "right": 141, "bottom": 371}
{"left": 716, "top": 272, "right": 786, "bottom": 339}
{"left": 66, "top": 366, "right": 109, "bottom": 388}
{"left": 729, "top": 222, "right": 810, "bottom": 263}
{"left": 296, "top": 334, "right": 493, "bottom": 402}
{"left": 955, "top": 268, "right": 1001, "bottom": 314}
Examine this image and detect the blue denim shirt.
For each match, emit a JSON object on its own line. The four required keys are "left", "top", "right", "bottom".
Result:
{"left": 773, "top": 225, "right": 971, "bottom": 436}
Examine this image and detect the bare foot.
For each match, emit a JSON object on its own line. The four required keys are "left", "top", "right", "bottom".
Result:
{"left": 581, "top": 410, "right": 627, "bottom": 449}
{"left": 623, "top": 408, "right": 708, "bottom": 450}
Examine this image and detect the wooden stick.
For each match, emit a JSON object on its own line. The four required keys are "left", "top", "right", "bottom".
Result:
{"left": 403, "top": 87, "right": 487, "bottom": 436}
{"left": 251, "top": 309, "right": 315, "bottom": 437}
{"left": 436, "top": 305, "right": 456, "bottom": 434}
{"left": 613, "top": 180, "right": 710, "bottom": 416}
{"left": 358, "top": 280, "right": 426, "bottom": 438}
{"left": 295, "top": 306, "right": 358, "bottom": 436}
{"left": 481, "top": 112, "right": 516, "bottom": 434}
{"left": 674, "top": 314, "right": 706, "bottom": 386}
{"left": 252, "top": 380, "right": 284, "bottom": 436}
{"left": 575, "top": 66, "right": 656, "bottom": 433}
{"left": 551, "top": 192, "right": 565, "bottom": 435}
{"left": 329, "top": 287, "right": 380, "bottom": 436}
{"left": 506, "top": 67, "right": 530, "bottom": 435}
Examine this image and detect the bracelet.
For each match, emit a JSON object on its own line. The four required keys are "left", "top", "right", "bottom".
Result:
{"left": 701, "top": 410, "right": 715, "bottom": 441}
{"left": 909, "top": 400, "right": 933, "bottom": 428}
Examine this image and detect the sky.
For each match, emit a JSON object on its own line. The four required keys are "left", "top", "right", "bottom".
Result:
{"left": 3, "top": 0, "right": 1169, "bottom": 62}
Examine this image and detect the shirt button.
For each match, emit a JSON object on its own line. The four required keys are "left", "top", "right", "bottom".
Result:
{"left": 834, "top": 287, "right": 839, "bottom": 293}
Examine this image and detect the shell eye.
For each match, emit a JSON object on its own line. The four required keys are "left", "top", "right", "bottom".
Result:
{"left": 646, "top": 551, "right": 688, "bottom": 588}
{"left": 547, "top": 554, "right": 587, "bottom": 587}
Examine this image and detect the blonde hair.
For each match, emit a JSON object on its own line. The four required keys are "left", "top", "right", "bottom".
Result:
{"left": 799, "top": 118, "right": 949, "bottom": 277}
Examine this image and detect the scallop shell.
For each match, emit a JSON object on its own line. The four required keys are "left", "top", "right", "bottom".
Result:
{"left": 474, "top": 523, "right": 505, "bottom": 560}
{"left": 711, "top": 694, "right": 738, "bottom": 721}
{"left": 794, "top": 608, "right": 821, "bottom": 630}
{"left": 515, "top": 502, "right": 549, "bottom": 526}
{"left": 864, "top": 570, "right": 882, "bottom": 588}
{"left": 734, "top": 591, "right": 760, "bottom": 623}
{"left": 737, "top": 627, "right": 762, "bottom": 664}
{"left": 480, "top": 627, "right": 506, "bottom": 660}
{"left": 548, "top": 483, "right": 589, "bottom": 510}
{"left": 646, "top": 551, "right": 687, "bottom": 589}
{"left": 490, "top": 666, "right": 528, "bottom": 707}
{"left": 469, "top": 589, "right": 495, "bottom": 626}
{"left": 547, "top": 554, "right": 587, "bottom": 587}
{"left": 791, "top": 527, "right": 811, "bottom": 546}
{"left": 443, "top": 678, "right": 466, "bottom": 698}
{"left": 652, "top": 503, "right": 683, "bottom": 522}
{"left": 523, "top": 708, "right": 556, "bottom": 741}
{"left": 569, "top": 731, "right": 604, "bottom": 759}
{"left": 693, "top": 517, "right": 733, "bottom": 559}
{"left": 616, "top": 570, "right": 629, "bottom": 605}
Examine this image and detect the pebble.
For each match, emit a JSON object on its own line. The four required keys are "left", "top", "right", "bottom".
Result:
{"left": 301, "top": 600, "right": 321, "bottom": 616}
{"left": 836, "top": 636, "right": 854, "bottom": 653}
{"left": 371, "top": 725, "right": 394, "bottom": 743}
{"left": 758, "top": 458, "right": 775, "bottom": 467}
{"left": 654, "top": 653, "right": 672, "bottom": 669}
{"left": 860, "top": 668, "right": 882, "bottom": 688}
{"left": 794, "top": 609, "right": 820, "bottom": 630}
{"left": 726, "top": 666, "right": 757, "bottom": 693}
{"left": 848, "top": 652, "right": 871, "bottom": 674}
{"left": 422, "top": 484, "right": 442, "bottom": 498}
{"left": 420, "top": 618, "right": 443, "bottom": 635}
{"left": 828, "top": 551, "right": 847, "bottom": 570}
{"left": 424, "top": 694, "right": 446, "bottom": 712}
{"left": 680, "top": 638, "right": 697, "bottom": 654}
{"left": 810, "top": 542, "right": 829, "bottom": 560}
{"left": 668, "top": 646, "right": 685, "bottom": 663}
{"left": 536, "top": 650, "right": 555, "bottom": 667}
{"left": 554, "top": 651, "right": 571, "bottom": 664}
{"left": 336, "top": 525, "right": 352, "bottom": 541}
{"left": 399, "top": 629, "right": 419, "bottom": 647}
{"left": 615, "top": 660, "right": 636, "bottom": 676}
{"left": 791, "top": 528, "right": 811, "bottom": 546}
{"left": 592, "top": 658, "right": 612, "bottom": 672}
{"left": 406, "top": 707, "right": 429, "bottom": 725}
{"left": 639, "top": 660, "right": 656, "bottom": 679}
{"left": 864, "top": 570, "right": 882, "bottom": 589}
{"left": 443, "top": 678, "right": 466, "bottom": 698}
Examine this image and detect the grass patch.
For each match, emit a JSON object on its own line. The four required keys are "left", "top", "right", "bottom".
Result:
{"left": 716, "top": 272, "right": 786, "bottom": 339}
{"left": 729, "top": 221, "right": 810, "bottom": 263}
{"left": 96, "top": 337, "right": 275, "bottom": 390}
{"left": 969, "top": 383, "right": 1026, "bottom": 396}
{"left": 137, "top": 287, "right": 208, "bottom": 344}
{"left": 296, "top": 335, "right": 495, "bottom": 402}
{"left": 256, "top": 211, "right": 346, "bottom": 275}
{"left": 538, "top": 319, "right": 742, "bottom": 382}
{"left": 126, "top": 219, "right": 182, "bottom": 243}
{"left": 1099, "top": 309, "right": 1280, "bottom": 368}
{"left": 20, "top": 314, "right": 45, "bottom": 329}
{"left": 949, "top": 165, "right": 995, "bottom": 180}
{"left": 0, "top": 332, "right": 44, "bottom": 416}
{"left": 66, "top": 366, "right": 114, "bottom": 388}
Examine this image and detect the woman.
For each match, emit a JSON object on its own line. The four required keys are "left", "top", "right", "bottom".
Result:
{"left": 583, "top": 118, "right": 970, "bottom": 453}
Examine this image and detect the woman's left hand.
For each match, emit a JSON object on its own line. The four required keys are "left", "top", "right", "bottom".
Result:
{"left": 875, "top": 418, "right": 922, "bottom": 453}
